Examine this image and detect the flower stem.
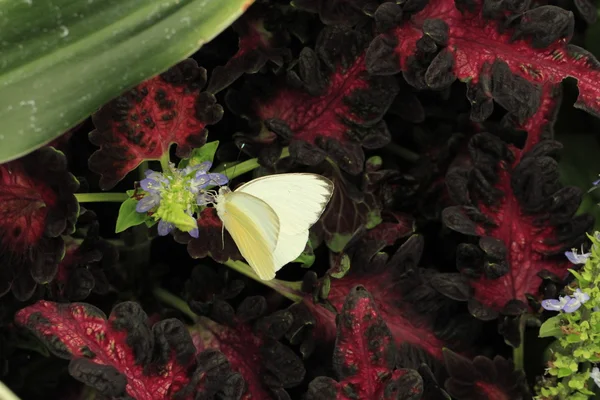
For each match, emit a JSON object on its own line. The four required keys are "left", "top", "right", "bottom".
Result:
{"left": 214, "top": 147, "right": 291, "bottom": 179}
{"left": 513, "top": 314, "right": 526, "bottom": 371}
{"left": 75, "top": 193, "right": 129, "bottom": 203}
{"left": 384, "top": 143, "right": 420, "bottom": 163}
{"left": 224, "top": 259, "right": 304, "bottom": 302}
{"left": 152, "top": 287, "right": 198, "bottom": 322}
{"left": 159, "top": 151, "right": 171, "bottom": 172}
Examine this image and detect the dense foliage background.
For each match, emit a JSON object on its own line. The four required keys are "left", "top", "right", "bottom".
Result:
{"left": 4, "top": 0, "right": 600, "bottom": 398}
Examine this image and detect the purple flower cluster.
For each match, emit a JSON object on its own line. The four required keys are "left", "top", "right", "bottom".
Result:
{"left": 135, "top": 161, "right": 228, "bottom": 237}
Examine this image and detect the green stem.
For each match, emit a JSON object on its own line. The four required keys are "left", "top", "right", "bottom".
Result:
{"left": 384, "top": 143, "right": 420, "bottom": 163}
{"left": 224, "top": 259, "right": 303, "bottom": 302}
{"left": 138, "top": 161, "right": 149, "bottom": 180}
{"left": 159, "top": 151, "right": 171, "bottom": 172}
{"left": 75, "top": 193, "right": 129, "bottom": 203}
{"left": 152, "top": 287, "right": 198, "bottom": 322}
{"left": 513, "top": 314, "right": 526, "bottom": 371}
{"left": 213, "top": 147, "right": 291, "bottom": 178}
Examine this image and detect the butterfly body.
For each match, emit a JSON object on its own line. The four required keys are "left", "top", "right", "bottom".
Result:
{"left": 213, "top": 173, "right": 334, "bottom": 280}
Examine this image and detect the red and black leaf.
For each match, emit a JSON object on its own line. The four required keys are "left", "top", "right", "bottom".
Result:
{"left": 15, "top": 300, "right": 242, "bottom": 400}
{"left": 189, "top": 304, "right": 305, "bottom": 399}
{"left": 52, "top": 221, "right": 117, "bottom": 301}
{"left": 206, "top": 2, "right": 292, "bottom": 94}
{"left": 443, "top": 133, "right": 593, "bottom": 320}
{"left": 443, "top": 349, "right": 530, "bottom": 400}
{"left": 291, "top": 0, "right": 386, "bottom": 26}
{"left": 184, "top": 265, "right": 245, "bottom": 323}
{"left": 366, "top": 0, "right": 600, "bottom": 125}
{"left": 315, "top": 160, "right": 390, "bottom": 252}
{"left": 305, "top": 286, "right": 424, "bottom": 400}
{"left": 226, "top": 26, "right": 398, "bottom": 175}
{"left": 89, "top": 58, "right": 224, "bottom": 190}
{"left": 295, "top": 232, "right": 479, "bottom": 377}
{"left": 0, "top": 147, "right": 79, "bottom": 301}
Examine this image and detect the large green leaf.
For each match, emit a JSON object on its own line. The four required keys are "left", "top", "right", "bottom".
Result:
{"left": 0, "top": 0, "right": 252, "bottom": 163}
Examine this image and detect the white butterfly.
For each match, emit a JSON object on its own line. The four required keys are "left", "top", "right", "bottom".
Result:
{"left": 202, "top": 173, "right": 334, "bottom": 280}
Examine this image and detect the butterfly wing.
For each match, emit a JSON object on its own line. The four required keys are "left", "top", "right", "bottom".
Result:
{"left": 235, "top": 173, "right": 334, "bottom": 235}
{"left": 218, "top": 191, "right": 280, "bottom": 280}
{"left": 235, "top": 173, "right": 334, "bottom": 268}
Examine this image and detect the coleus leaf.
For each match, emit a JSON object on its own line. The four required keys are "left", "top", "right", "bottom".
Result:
{"left": 443, "top": 133, "right": 593, "bottom": 319}
{"left": 316, "top": 157, "right": 403, "bottom": 252}
{"left": 206, "top": 2, "right": 291, "bottom": 94}
{"left": 227, "top": 26, "right": 398, "bottom": 175}
{"left": 15, "top": 300, "right": 241, "bottom": 400}
{"left": 189, "top": 299, "right": 305, "bottom": 399}
{"left": 89, "top": 58, "right": 224, "bottom": 190}
{"left": 443, "top": 349, "right": 529, "bottom": 399}
{"left": 305, "top": 286, "right": 424, "bottom": 400}
{"left": 291, "top": 0, "right": 380, "bottom": 26}
{"left": 52, "top": 221, "right": 117, "bottom": 301}
{"left": 293, "top": 233, "right": 477, "bottom": 373}
{"left": 366, "top": 0, "right": 600, "bottom": 123}
{"left": 0, "top": 146, "right": 79, "bottom": 301}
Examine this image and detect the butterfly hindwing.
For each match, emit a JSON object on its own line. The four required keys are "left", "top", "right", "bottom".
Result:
{"left": 219, "top": 191, "right": 280, "bottom": 280}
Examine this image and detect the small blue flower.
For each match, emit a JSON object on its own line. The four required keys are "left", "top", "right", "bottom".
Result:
{"left": 565, "top": 248, "right": 590, "bottom": 265}
{"left": 542, "top": 288, "right": 590, "bottom": 313}
{"left": 541, "top": 296, "right": 572, "bottom": 312}
{"left": 136, "top": 192, "right": 160, "bottom": 213}
{"left": 573, "top": 288, "right": 590, "bottom": 304}
{"left": 157, "top": 220, "right": 175, "bottom": 236}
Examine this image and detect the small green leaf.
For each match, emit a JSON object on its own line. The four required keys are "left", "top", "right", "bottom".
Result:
{"left": 179, "top": 140, "right": 220, "bottom": 169}
{"left": 566, "top": 333, "right": 581, "bottom": 343}
{"left": 319, "top": 277, "right": 331, "bottom": 300}
{"left": 568, "top": 269, "right": 589, "bottom": 284}
{"left": 115, "top": 198, "right": 147, "bottom": 233}
{"left": 366, "top": 210, "right": 382, "bottom": 229}
{"left": 294, "top": 241, "right": 315, "bottom": 268}
{"left": 558, "top": 367, "right": 573, "bottom": 378}
{"left": 539, "top": 316, "right": 564, "bottom": 338}
{"left": 330, "top": 253, "right": 351, "bottom": 279}
{"left": 327, "top": 232, "right": 353, "bottom": 253}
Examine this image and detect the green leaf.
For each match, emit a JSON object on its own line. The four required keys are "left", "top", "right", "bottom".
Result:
{"left": 179, "top": 140, "right": 220, "bottom": 169}
{"left": 294, "top": 240, "right": 315, "bottom": 268}
{"left": 115, "top": 198, "right": 147, "bottom": 233}
{"left": 330, "top": 253, "right": 351, "bottom": 279}
{"left": 319, "top": 276, "right": 331, "bottom": 300}
{"left": 539, "top": 316, "right": 564, "bottom": 338}
{"left": 0, "top": 0, "right": 253, "bottom": 163}
{"left": 566, "top": 333, "right": 582, "bottom": 343}
{"left": 558, "top": 367, "right": 574, "bottom": 378}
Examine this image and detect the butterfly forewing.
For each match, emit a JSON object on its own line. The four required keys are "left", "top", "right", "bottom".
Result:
{"left": 235, "top": 173, "right": 334, "bottom": 236}
{"left": 219, "top": 191, "right": 280, "bottom": 280}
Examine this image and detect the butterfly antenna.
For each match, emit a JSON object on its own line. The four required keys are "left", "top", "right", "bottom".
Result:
{"left": 228, "top": 142, "right": 245, "bottom": 183}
